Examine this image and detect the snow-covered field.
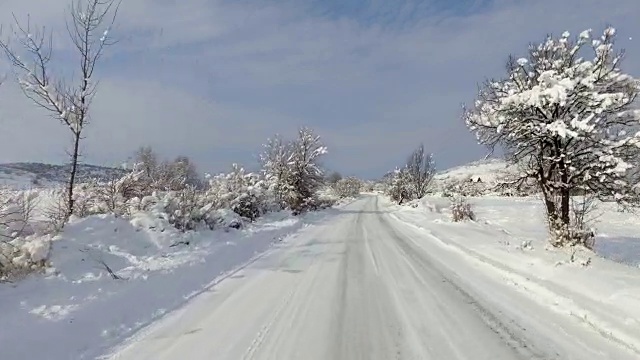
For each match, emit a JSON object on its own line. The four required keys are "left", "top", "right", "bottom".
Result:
{"left": 0, "top": 201, "right": 352, "bottom": 359}
{"left": 391, "top": 195, "right": 640, "bottom": 354}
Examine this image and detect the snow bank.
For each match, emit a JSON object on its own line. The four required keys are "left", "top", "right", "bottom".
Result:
{"left": 0, "top": 203, "right": 344, "bottom": 359}
{"left": 387, "top": 195, "right": 640, "bottom": 353}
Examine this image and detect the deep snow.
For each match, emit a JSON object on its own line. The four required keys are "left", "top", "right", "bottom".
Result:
{"left": 0, "top": 202, "right": 350, "bottom": 359}
{"left": 390, "top": 195, "right": 640, "bottom": 354}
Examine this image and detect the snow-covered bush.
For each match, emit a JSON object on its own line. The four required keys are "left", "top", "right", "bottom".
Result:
{"left": 0, "top": 189, "right": 37, "bottom": 240}
{"left": 133, "top": 147, "right": 203, "bottom": 192}
{"left": 296, "top": 195, "right": 335, "bottom": 214}
{"left": 384, "top": 144, "right": 436, "bottom": 204}
{"left": 333, "top": 177, "right": 362, "bottom": 198}
{"left": 315, "top": 186, "right": 340, "bottom": 206}
{"left": 0, "top": 189, "right": 50, "bottom": 281}
{"left": 161, "top": 186, "right": 206, "bottom": 231}
{"left": 89, "top": 168, "right": 150, "bottom": 215}
{"left": 548, "top": 196, "right": 597, "bottom": 249}
{"left": 206, "top": 164, "right": 268, "bottom": 221}
{"left": 450, "top": 197, "right": 475, "bottom": 222}
{"left": 361, "top": 181, "right": 375, "bottom": 192}
{"left": 385, "top": 168, "right": 412, "bottom": 204}
{"left": 261, "top": 128, "right": 328, "bottom": 213}
{"left": 43, "top": 188, "right": 70, "bottom": 232}
{"left": 441, "top": 178, "right": 490, "bottom": 197}
{"left": 465, "top": 26, "right": 640, "bottom": 247}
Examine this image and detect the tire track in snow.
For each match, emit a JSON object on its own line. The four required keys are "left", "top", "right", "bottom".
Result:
{"left": 376, "top": 212, "right": 552, "bottom": 360}
{"left": 333, "top": 207, "right": 405, "bottom": 360}
{"left": 391, "top": 212, "right": 640, "bottom": 357}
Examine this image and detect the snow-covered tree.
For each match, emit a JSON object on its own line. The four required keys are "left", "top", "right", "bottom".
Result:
{"left": 169, "top": 156, "right": 202, "bottom": 189}
{"left": 134, "top": 146, "right": 159, "bottom": 179}
{"left": 405, "top": 144, "right": 436, "bottom": 199}
{"left": 385, "top": 168, "right": 412, "bottom": 204}
{"left": 287, "top": 127, "right": 328, "bottom": 210}
{"left": 464, "top": 26, "right": 640, "bottom": 247}
{"left": 260, "top": 135, "right": 293, "bottom": 209}
{"left": 261, "top": 128, "right": 328, "bottom": 211}
{"left": 0, "top": 0, "right": 120, "bottom": 218}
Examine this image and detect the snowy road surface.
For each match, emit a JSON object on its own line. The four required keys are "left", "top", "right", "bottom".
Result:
{"left": 107, "top": 196, "right": 639, "bottom": 360}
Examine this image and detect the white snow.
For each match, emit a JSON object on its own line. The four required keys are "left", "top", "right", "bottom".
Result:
{"left": 2, "top": 161, "right": 640, "bottom": 359}
{"left": 0, "top": 200, "right": 347, "bottom": 359}
{"left": 433, "top": 158, "right": 513, "bottom": 184}
{"left": 389, "top": 195, "right": 640, "bottom": 354}
{"left": 103, "top": 196, "right": 640, "bottom": 359}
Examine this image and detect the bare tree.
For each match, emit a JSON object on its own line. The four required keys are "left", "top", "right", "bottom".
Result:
{"left": 465, "top": 27, "right": 640, "bottom": 247}
{"left": 0, "top": 0, "right": 120, "bottom": 218}
{"left": 405, "top": 144, "right": 436, "bottom": 199}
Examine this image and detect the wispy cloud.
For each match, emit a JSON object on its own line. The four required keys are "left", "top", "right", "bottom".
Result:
{"left": 0, "top": 0, "right": 638, "bottom": 177}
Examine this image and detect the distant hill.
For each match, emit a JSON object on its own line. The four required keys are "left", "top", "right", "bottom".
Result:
{"left": 434, "top": 158, "right": 514, "bottom": 184}
{"left": 430, "top": 158, "right": 520, "bottom": 194}
{"left": 0, "top": 162, "right": 128, "bottom": 189}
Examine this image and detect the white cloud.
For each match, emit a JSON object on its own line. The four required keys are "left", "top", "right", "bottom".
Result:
{"left": 0, "top": 0, "right": 638, "bottom": 176}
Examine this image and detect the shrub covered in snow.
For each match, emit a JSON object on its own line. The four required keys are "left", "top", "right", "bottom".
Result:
{"left": 261, "top": 127, "right": 329, "bottom": 213}
{"left": 333, "top": 177, "right": 362, "bottom": 198}
{"left": 0, "top": 189, "right": 51, "bottom": 281}
{"left": 205, "top": 164, "right": 269, "bottom": 221}
{"left": 450, "top": 197, "right": 475, "bottom": 222}
{"left": 385, "top": 168, "right": 412, "bottom": 204}
{"left": 383, "top": 144, "right": 436, "bottom": 204}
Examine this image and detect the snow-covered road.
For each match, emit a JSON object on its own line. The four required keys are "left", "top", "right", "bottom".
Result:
{"left": 106, "top": 195, "right": 638, "bottom": 360}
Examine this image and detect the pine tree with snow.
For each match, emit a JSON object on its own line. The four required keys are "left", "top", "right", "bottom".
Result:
{"left": 464, "top": 26, "right": 640, "bottom": 247}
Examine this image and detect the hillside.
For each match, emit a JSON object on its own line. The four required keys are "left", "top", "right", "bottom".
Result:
{"left": 434, "top": 158, "right": 513, "bottom": 183}
{"left": 430, "top": 158, "right": 523, "bottom": 195}
{"left": 0, "top": 162, "right": 127, "bottom": 189}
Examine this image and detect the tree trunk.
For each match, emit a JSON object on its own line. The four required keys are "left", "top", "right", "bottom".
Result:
{"left": 559, "top": 158, "right": 571, "bottom": 226}
{"left": 543, "top": 197, "right": 557, "bottom": 222}
{"left": 560, "top": 188, "right": 570, "bottom": 225}
{"left": 67, "top": 132, "right": 81, "bottom": 217}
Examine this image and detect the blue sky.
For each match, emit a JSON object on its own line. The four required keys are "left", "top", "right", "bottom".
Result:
{"left": 0, "top": 0, "right": 638, "bottom": 178}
